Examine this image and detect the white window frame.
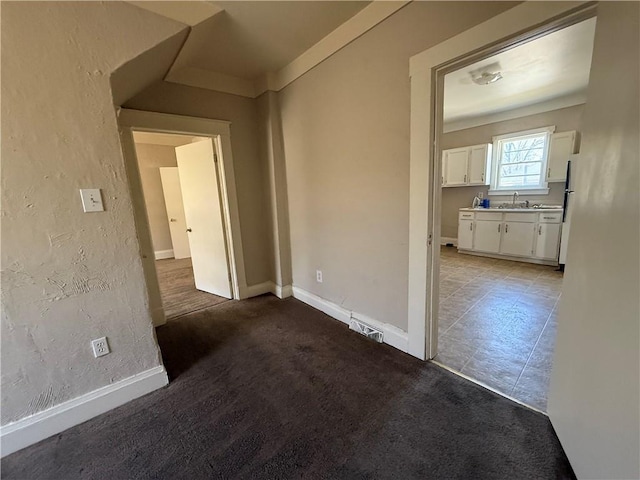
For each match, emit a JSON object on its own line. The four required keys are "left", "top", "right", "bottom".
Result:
{"left": 488, "top": 125, "right": 556, "bottom": 196}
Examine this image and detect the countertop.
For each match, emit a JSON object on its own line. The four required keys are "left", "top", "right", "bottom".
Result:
{"left": 460, "top": 207, "right": 563, "bottom": 213}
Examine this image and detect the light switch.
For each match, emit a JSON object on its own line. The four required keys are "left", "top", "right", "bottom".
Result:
{"left": 79, "top": 189, "right": 104, "bottom": 212}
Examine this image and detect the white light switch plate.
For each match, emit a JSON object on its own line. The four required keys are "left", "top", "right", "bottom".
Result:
{"left": 80, "top": 189, "right": 104, "bottom": 212}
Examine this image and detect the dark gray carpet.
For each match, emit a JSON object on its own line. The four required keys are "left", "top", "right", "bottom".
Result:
{"left": 2, "top": 295, "right": 575, "bottom": 479}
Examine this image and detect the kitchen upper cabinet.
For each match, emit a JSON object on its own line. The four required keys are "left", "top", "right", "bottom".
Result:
{"left": 468, "top": 144, "right": 491, "bottom": 185}
{"left": 500, "top": 221, "right": 535, "bottom": 257}
{"left": 442, "top": 144, "right": 491, "bottom": 187}
{"left": 546, "top": 131, "right": 577, "bottom": 182}
{"left": 443, "top": 148, "right": 469, "bottom": 186}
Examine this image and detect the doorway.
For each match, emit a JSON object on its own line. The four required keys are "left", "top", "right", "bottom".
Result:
{"left": 432, "top": 17, "right": 596, "bottom": 411}
{"left": 406, "top": 2, "right": 597, "bottom": 405}
{"left": 118, "top": 109, "right": 248, "bottom": 327}
{"left": 131, "top": 131, "right": 232, "bottom": 321}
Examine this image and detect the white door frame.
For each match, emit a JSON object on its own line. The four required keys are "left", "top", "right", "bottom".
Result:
{"left": 118, "top": 108, "right": 247, "bottom": 326}
{"left": 406, "top": 2, "right": 596, "bottom": 360}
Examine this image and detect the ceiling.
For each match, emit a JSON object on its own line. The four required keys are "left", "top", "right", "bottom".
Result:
{"left": 173, "top": 1, "right": 370, "bottom": 80}
{"left": 127, "top": 0, "right": 373, "bottom": 95}
{"left": 443, "top": 17, "right": 597, "bottom": 128}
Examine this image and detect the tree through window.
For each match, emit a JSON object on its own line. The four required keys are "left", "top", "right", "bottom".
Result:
{"left": 491, "top": 127, "right": 554, "bottom": 193}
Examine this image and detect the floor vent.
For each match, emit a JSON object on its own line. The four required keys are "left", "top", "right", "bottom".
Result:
{"left": 349, "top": 318, "right": 383, "bottom": 343}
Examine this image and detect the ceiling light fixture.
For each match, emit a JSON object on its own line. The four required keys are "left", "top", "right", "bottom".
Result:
{"left": 469, "top": 62, "right": 503, "bottom": 86}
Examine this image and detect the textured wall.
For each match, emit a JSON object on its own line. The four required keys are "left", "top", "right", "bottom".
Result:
{"left": 440, "top": 105, "right": 584, "bottom": 238}
{"left": 134, "top": 143, "right": 178, "bottom": 253}
{"left": 278, "top": 1, "right": 516, "bottom": 331}
{"left": 125, "top": 82, "right": 272, "bottom": 286}
{"left": 0, "top": 2, "right": 185, "bottom": 425}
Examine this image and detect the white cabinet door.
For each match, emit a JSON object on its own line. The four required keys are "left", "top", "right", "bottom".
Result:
{"left": 458, "top": 219, "right": 474, "bottom": 250}
{"left": 474, "top": 220, "right": 501, "bottom": 253}
{"left": 443, "top": 148, "right": 469, "bottom": 186}
{"left": 546, "top": 131, "right": 576, "bottom": 182}
{"left": 468, "top": 144, "right": 491, "bottom": 185}
{"left": 535, "top": 223, "right": 562, "bottom": 260}
{"left": 501, "top": 222, "right": 535, "bottom": 257}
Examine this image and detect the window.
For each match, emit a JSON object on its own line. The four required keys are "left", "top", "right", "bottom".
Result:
{"left": 489, "top": 126, "right": 555, "bottom": 195}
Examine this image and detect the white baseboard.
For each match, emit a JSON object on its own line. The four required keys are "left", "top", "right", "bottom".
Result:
{"left": 440, "top": 237, "right": 458, "bottom": 246}
{"left": 154, "top": 249, "right": 174, "bottom": 260}
{"left": 274, "top": 284, "right": 293, "bottom": 299}
{"left": 1, "top": 365, "right": 168, "bottom": 457}
{"left": 291, "top": 286, "right": 409, "bottom": 354}
{"left": 240, "top": 282, "right": 293, "bottom": 300}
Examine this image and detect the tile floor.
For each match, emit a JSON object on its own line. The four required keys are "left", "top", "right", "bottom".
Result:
{"left": 435, "top": 246, "right": 562, "bottom": 411}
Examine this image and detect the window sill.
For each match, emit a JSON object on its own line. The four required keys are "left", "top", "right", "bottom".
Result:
{"left": 488, "top": 188, "right": 549, "bottom": 196}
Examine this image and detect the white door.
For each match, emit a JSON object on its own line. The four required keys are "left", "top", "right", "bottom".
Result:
{"left": 159, "top": 167, "right": 191, "bottom": 259}
{"left": 175, "top": 139, "right": 232, "bottom": 299}
{"left": 534, "top": 223, "right": 561, "bottom": 260}
{"left": 501, "top": 222, "right": 535, "bottom": 257}
{"left": 457, "top": 219, "right": 474, "bottom": 250}
{"left": 467, "top": 144, "right": 489, "bottom": 185}
{"left": 443, "top": 148, "right": 468, "bottom": 186}
{"left": 474, "top": 220, "right": 501, "bottom": 253}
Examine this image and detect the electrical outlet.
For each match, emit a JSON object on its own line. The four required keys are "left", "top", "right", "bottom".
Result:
{"left": 79, "top": 188, "right": 104, "bottom": 212}
{"left": 91, "top": 337, "right": 110, "bottom": 358}
{"left": 316, "top": 270, "right": 323, "bottom": 283}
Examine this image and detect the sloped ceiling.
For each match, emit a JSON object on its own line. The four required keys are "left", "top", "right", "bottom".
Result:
{"left": 124, "top": 1, "right": 416, "bottom": 98}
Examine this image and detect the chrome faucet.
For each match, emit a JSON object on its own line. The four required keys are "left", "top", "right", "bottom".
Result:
{"left": 512, "top": 191, "right": 519, "bottom": 206}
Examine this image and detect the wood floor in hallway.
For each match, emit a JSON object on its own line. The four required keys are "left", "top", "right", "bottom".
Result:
{"left": 156, "top": 257, "right": 229, "bottom": 320}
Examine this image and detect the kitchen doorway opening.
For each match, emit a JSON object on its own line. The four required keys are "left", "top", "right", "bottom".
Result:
{"left": 430, "top": 13, "right": 597, "bottom": 411}
{"left": 118, "top": 109, "right": 247, "bottom": 328}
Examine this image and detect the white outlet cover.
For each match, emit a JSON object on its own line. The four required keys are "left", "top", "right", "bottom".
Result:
{"left": 80, "top": 188, "right": 104, "bottom": 212}
{"left": 316, "top": 270, "right": 323, "bottom": 283}
{"left": 91, "top": 337, "right": 110, "bottom": 358}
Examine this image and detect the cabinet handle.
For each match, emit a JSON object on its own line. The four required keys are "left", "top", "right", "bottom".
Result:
{"left": 498, "top": 224, "right": 501, "bottom": 233}
{"left": 538, "top": 225, "right": 542, "bottom": 235}
{"left": 470, "top": 223, "right": 473, "bottom": 231}
{"left": 547, "top": 167, "right": 551, "bottom": 178}
{"left": 442, "top": 176, "right": 444, "bottom": 185}
{"left": 505, "top": 224, "right": 509, "bottom": 233}
{"left": 543, "top": 216, "right": 554, "bottom": 220}
{"left": 464, "top": 174, "right": 467, "bottom": 183}
{"left": 481, "top": 174, "right": 484, "bottom": 182}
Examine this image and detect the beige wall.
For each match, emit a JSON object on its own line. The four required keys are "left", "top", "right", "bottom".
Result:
{"left": 125, "top": 82, "right": 273, "bottom": 286}
{"left": 0, "top": 2, "right": 185, "bottom": 425}
{"left": 439, "top": 105, "right": 583, "bottom": 238}
{"left": 279, "top": 1, "right": 516, "bottom": 331}
{"left": 547, "top": 3, "right": 639, "bottom": 478}
{"left": 134, "top": 143, "right": 178, "bottom": 253}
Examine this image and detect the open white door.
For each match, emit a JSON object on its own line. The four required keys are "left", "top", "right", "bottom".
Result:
{"left": 159, "top": 167, "right": 191, "bottom": 259}
{"left": 175, "top": 139, "right": 232, "bottom": 299}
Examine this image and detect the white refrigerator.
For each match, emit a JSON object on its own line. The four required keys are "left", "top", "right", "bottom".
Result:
{"left": 559, "top": 154, "right": 578, "bottom": 268}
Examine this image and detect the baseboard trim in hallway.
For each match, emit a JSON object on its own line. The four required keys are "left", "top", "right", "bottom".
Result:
{"left": 292, "top": 286, "right": 409, "bottom": 354}
{"left": 0, "top": 366, "right": 168, "bottom": 457}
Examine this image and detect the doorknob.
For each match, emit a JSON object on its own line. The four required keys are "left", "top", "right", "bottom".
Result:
{"left": 170, "top": 218, "right": 177, "bottom": 222}
{"left": 186, "top": 228, "right": 192, "bottom": 232}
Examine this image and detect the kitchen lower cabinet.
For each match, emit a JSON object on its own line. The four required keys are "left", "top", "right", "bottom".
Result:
{"left": 458, "top": 219, "right": 474, "bottom": 250}
{"left": 534, "top": 222, "right": 562, "bottom": 260}
{"left": 473, "top": 220, "right": 501, "bottom": 253}
{"left": 501, "top": 222, "right": 535, "bottom": 257}
{"left": 457, "top": 209, "right": 563, "bottom": 265}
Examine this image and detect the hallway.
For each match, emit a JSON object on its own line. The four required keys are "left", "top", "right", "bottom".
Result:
{"left": 156, "top": 257, "right": 229, "bottom": 320}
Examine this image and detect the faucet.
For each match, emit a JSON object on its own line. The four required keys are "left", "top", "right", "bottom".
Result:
{"left": 512, "top": 191, "right": 519, "bottom": 206}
